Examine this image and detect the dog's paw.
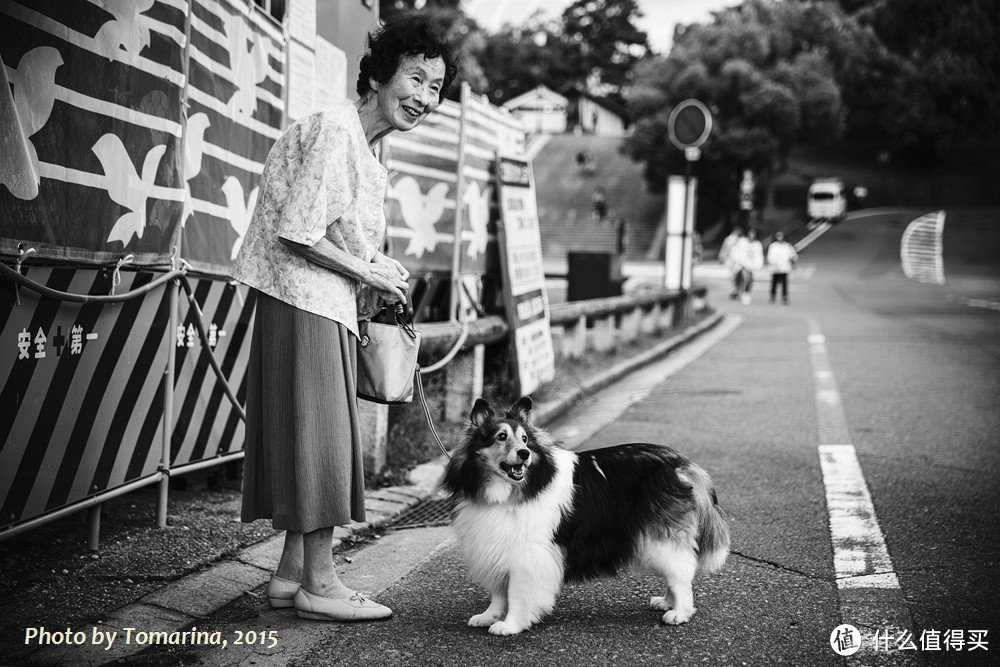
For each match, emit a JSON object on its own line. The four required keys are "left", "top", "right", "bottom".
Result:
{"left": 649, "top": 595, "right": 672, "bottom": 611}
{"left": 468, "top": 612, "right": 502, "bottom": 628}
{"left": 661, "top": 608, "right": 694, "bottom": 625}
{"left": 488, "top": 620, "right": 527, "bottom": 636}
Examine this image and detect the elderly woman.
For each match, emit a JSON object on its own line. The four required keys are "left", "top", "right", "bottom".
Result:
{"left": 232, "top": 17, "right": 458, "bottom": 622}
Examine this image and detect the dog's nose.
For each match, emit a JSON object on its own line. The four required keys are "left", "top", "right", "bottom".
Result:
{"left": 517, "top": 449, "right": 530, "bottom": 460}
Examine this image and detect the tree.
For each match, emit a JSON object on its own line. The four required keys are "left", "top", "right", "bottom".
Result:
{"left": 799, "top": 0, "right": 1000, "bottom": 161}
{"left": 379, "top": 0, "right": 462, "bottom": 18}
{"left": 624, "top": 0, "right": 850, "bottom": 229}
{"left": 478, "top": 0, "right": 649, "bottom": 105}
{"left": 865, "top": 0, "right": 1000, "bottom": 161}
{"left": 558, "top": 0, "right": 650, "bottom": 97}
{"left": 478, "top": 17, "right": 578, "bottom": 104}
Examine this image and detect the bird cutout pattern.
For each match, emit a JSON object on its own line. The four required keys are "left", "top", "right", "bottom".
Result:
{"left": 222, "top": 11, "right": 271, "bottom": 118}
{"left": 0, "top": 55, "right": 37, "bottom": 199}
{"left": 93, "top": 134, "right": 166, "bottom": 246}
{"left": 94, "top": 0, "right": 155, "bottom": 62}
{"left": 181, "top": 112, "right": 211, "bottom": 227}
{"left": 389, "top": 175, "right": 449, "bottom": 258}
{"left": 464, "top": 180, "right": 491, "bottom": 259}
{"left": 221, "top": 175, "right": 258, "bottom": 260}
{"left": 1, "top": 46, "right": 63, "bottom": 200}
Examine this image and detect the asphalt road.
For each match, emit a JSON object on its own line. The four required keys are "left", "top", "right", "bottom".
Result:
{"left": 129, "top": 207, "right": 999, "bottom": 667}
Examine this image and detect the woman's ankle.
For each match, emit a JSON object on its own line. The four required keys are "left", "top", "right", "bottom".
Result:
{"left": 302, "top": 576, "right": 354, "bottom": 599}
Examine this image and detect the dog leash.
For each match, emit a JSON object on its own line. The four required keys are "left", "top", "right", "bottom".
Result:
{"left": 415, "top": 367, "right": 452, "bottom": 460}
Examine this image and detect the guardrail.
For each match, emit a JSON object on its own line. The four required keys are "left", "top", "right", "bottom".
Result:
{"left": 412, "top": 286, "right": 708, "bottom": 429}
{"left": 549, "top": 286, "right": 707, "bottom": 358}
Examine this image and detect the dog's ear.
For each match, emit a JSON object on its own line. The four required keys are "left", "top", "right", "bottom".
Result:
{"left": 470, "top": 398, "right": 493, "bottom": 427}
{"left": 508, "top": 396, "right": 533, "bottom": 424}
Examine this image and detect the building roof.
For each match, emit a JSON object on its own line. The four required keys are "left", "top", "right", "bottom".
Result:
{"left": 502, "top": 85, "right": 569, "bottom": 112}
{"left": 566, "top": 86, "right": 631, "bottom": 123}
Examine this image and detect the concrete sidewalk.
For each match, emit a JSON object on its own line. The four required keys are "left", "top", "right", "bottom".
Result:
{"left": 27, "top": 312, "right": 724, "bottom": 666}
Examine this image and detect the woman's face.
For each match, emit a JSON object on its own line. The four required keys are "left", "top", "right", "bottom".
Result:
{"left": 373, "top": 54, "right": 446, "bottom": 131}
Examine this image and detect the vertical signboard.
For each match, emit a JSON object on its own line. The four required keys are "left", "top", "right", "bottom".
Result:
{"left": 496, "top": 156, "right": 555, "bottom": 395}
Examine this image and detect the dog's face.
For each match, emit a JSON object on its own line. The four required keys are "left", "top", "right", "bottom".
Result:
{"left": 444, "top": 396, "right": 551, "bottom": 502}
{"left": 469, "top": 397, "right": 533, "bottom": 483}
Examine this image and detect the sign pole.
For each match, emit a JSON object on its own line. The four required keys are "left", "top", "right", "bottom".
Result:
{"left": 682, "top": 152, "right": 692, "bottom": 289}
{"left": 666, "top": 99, "right": 712, "bottom": 291}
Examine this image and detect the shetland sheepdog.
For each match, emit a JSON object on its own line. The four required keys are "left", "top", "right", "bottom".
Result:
{"left": 442, "top": 396, "right": 730, "bottom": 636}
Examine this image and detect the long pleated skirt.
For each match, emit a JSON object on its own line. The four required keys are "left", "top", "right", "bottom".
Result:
{"left": 241, "top": 291, "right": 366, "bottom": 532}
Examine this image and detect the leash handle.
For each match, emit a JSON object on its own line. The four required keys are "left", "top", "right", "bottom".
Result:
{"left": 394, "top": 303, "right": 417, "bottom": 339}
{"left": 415, "top": 367, "right": 452, "bottom": 460}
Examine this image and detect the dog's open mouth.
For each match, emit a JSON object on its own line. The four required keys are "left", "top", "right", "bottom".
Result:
{"left": 500, "top": 462, "right": 525, "bottom": 481}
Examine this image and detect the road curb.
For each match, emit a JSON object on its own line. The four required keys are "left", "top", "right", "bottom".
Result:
{"left": 25, "top": 309, "right": 725, "bottom": 665}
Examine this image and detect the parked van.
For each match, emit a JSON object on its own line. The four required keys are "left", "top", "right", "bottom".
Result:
{"left": 807, "top": 178, "right": 847, "bottom": 222}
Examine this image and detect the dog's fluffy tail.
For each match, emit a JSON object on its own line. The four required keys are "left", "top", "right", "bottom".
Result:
{"left": 688, "top": 464, "right": 730, "bottom": 573}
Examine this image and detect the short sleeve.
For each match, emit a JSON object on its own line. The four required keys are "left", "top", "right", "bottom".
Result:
{"left": 275, "top": 116, "right": 355, "bottom": 247}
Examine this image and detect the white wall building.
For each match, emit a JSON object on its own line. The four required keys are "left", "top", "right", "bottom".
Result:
{"left": 503, "top": 85, "right": 569, "bottom": 135}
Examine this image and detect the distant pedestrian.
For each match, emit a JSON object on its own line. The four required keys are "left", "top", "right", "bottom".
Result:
{"left": 592, "top": 186, "right": 607, "bottom": 221}
{"left": 737, "top": 228, "right": 764, "bottom": 305}
{"left": 614, "top": 217, "right": 629, "bottom": 256}
{"left": 719, "top": 227, "right": 744, "bottom": 299}
{"left": 767, "top": 231, "right": 797, "bottom": 304}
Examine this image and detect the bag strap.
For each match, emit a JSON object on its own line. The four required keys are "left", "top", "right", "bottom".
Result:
{"left": 386, "top": 304, "right": 417, "bottom": 340}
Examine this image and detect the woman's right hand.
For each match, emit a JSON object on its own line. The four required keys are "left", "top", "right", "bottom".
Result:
{"left": 367, "top": 262, "right": 409, "bottom": 305}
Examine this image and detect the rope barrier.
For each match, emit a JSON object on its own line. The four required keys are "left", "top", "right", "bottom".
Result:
{"left": 419, "top": 320, "right": 469, "bottom": 374}
{"left": 0, "top": 260, "right": 184, "bottom": 303}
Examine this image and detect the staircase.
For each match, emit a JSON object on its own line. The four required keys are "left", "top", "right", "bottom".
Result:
{"left": 531, "top": 134, "right": 663, "bottom": 272}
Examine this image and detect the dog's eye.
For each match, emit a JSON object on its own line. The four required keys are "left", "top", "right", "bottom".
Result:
{"left": 497, "top": 432, "right": 507, "bottom": 441}
{"left": 522, "top": 434, "right": 527, "bottom": 443}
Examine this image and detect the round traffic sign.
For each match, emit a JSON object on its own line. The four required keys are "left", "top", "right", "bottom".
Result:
{"left": 668, "top": 99, "right": 712, "bottom": 151}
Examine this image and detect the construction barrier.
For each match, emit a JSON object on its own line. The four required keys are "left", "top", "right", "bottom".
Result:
{"left": 0, "top": 265, "right": 252, "bottom": 537}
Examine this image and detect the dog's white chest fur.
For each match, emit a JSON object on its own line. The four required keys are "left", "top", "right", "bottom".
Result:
{"left": 452, "top": 448, "right": 577, "bottom": 590}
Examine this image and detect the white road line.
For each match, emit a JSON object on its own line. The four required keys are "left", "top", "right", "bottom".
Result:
{"left": 807, "top": 319, "right": 913, "bottom": 650}
{"left": 808, "top": 323, "right": 898, "bottom": 587}
{"left": 795, "top": 222, "right": 832, "bottom": 251}
{"left": 818, "top": 444, "right": 899, "bottom": 589}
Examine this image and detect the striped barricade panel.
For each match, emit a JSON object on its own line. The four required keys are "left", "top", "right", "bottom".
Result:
{"left": 1, "top": 267, "right": 171, "bottom": 530}
{"left": 0, "top": 268, "right": 254, "bottom": 531}
{"left": 169, "top": 277, "right": 254, "bottom": 468}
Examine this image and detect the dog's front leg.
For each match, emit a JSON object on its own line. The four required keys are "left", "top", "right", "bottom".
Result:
{"left": 468, "top": 589, "right": 507, "bottom": 628}
{"left": 488, "top": 560, "right": 560, "bottom": 636}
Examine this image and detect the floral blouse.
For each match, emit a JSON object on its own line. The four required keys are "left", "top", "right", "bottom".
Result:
{"left": 232, "top": 100, "right": 387, "bottom": 338}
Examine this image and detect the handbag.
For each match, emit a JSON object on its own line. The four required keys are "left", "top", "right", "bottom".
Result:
{"left": 356, "top": 306, "right": 420, "bottom": 404}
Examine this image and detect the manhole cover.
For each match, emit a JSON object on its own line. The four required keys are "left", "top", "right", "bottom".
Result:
{"left": 388, "top": 496, "right": 454, "bottom": 530}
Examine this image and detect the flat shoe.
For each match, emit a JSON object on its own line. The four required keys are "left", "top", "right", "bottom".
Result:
{"left": 266, "top": 574, "right": 300, "bottom": 609}
{"left": 294, "top": 588, "right": 393, "bottom": 622}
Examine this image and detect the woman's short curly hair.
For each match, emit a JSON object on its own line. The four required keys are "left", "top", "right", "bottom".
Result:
{"left": 357, "top": 16, "right": 459, "bottom": 103}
